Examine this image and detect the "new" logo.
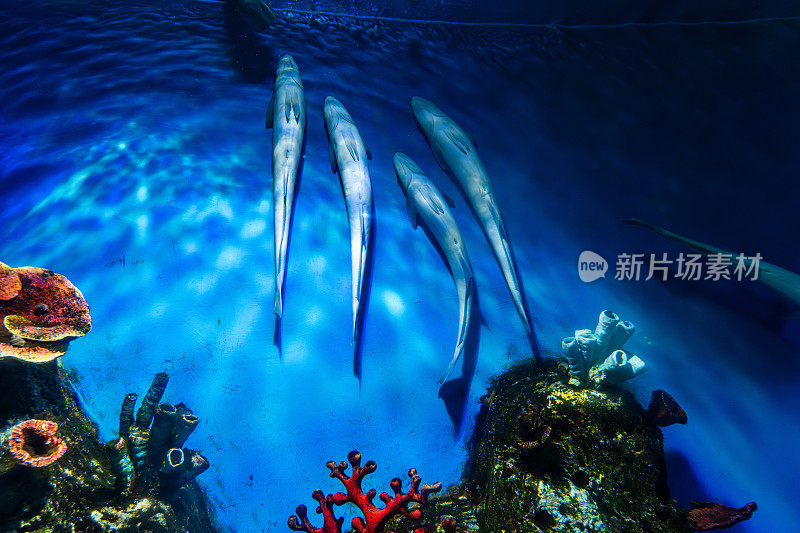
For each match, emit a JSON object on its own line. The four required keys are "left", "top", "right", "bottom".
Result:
{"left": 578, "top": 251, "right": 608, "bottom": 282}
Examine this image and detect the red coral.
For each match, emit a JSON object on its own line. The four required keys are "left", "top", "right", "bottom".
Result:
{"left": 288, "top": 450, "right": 442, "bottom": 533}
{"left": 288, "top": 489, "right": 345, "bottom": 533}
{"left": 687, "top": 501, "right": 757, "bottom": 530}
{"left": 8, "top": 419, "right": 68, "bottom": 467}
{"left": 648, "top": 389, "right": 687, "bottom": 427}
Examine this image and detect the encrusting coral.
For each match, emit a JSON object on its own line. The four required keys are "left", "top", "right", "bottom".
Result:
{"left": 109, "top": 372, "right": 209, "bottom": 496}
{"left": 0, "top": 261, "right": 91, "bottom": 363}
{"left": 288, "top": 450, "right": 442, "bottom": 533}
{"left": 648, "top": 390, "right": 688, "bottom": 427}
{"left": 561, "top": 310, "right": 647, "bottom": 387}
{"left": 0, "top": 361, "right": 220, "bottom": 532}
{"left": 7, "top": 419, "right": 68, "bottom": 468}
{"left": 687, "top": 501, "right": 757, "bottom": 531}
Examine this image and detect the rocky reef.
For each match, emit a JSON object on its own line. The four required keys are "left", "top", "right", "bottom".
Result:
{"left": 0, "top": 261, "right": 92, "bottom": 364}
{"left": 0, "top": 359, "right": 220, "bottom": 532}
{"left": 388, "top": 359, "right": 754, "bottom": 533}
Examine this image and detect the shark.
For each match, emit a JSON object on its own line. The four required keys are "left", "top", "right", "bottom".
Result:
{"left": 624, "top": 218, "right": 800, "bottom": 311}
{"left": 394, "top": 152, "right": 476, "bottom": 383}
{"left": 324, "top": 96, "right": 374, "bottom": 350}
{"left": 266, "top": 53, "right": 306, "bottom": 318}
{"left": 411, "top": 96, "right": 532, "bottom": 334}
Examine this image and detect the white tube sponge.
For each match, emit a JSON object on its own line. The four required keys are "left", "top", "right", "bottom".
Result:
{"left": 561, "top": 310, "right": 646, "bottom": 387}
{"left": 606, "top": 320, "right": 636, "bottom": 354}
{"left": 590, "top": 349, "right": 647, "bottom": 386}
{"left": 594, "top": 310, "right": 620, "bottom": 356}
{"left": 575, "top": 329, "right": 599, "bottom": 367}
{"left": 561, "top": 336, "right": 586, "bottom": 378}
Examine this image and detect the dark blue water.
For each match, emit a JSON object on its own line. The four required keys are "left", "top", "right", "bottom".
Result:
{"left": 2, "top": 1, "right": 799, "bottom": 531}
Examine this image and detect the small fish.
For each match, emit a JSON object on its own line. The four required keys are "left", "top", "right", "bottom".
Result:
{"left": 0, "top": 262, "right": 91, "bottom": 363}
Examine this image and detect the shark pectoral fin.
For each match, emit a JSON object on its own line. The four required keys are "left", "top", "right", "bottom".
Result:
{"left": 406, "top": 198, "right": 419, "bottom": 229}
{"left": 445, "top": 128, "right": 472, "bottom": 154}
{"left": 365, "top": 144, "right": 372, "bottom": 160}
{"left": 328, "top": 142, "right": 338, "bottom": 173}
{"left": 345, "top": 137, "right": 360, "bottom": 162}
{"left": 265, "top": 94, "right": 275, "bottom": 129}
{"left": 285, "top": 90, "right": 302, "bottom": 123}
{"left": 442, "top": 192, "right": 456, "bottom": 208}
{"left": 431, "top": 146, "right": 449, "bottom": 172}
{"left": 420, "top": 188, "right": 444, "bottom": 216}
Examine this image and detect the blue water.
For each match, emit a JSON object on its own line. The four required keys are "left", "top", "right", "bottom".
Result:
{"left": 2, "top": 1, "right": 800, "bottom": 531}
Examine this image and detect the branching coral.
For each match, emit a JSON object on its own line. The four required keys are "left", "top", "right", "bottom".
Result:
{"left": 7, "top": 419, "right": 68, "bottom": 467}
{"left": 560, "top": 310, "right": 647, "bottom": 387}
{"left": 110, "top": 372, "right": 209, "bottom": 494}
{"left": 288, "top": 450, "right": 442, "bottom": 533}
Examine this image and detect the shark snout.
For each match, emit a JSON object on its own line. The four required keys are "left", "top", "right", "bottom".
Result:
{"left": 324, "top": 96, "right": 342, "bottom": 111}
{"left": 411, "top": 96, "right": 439, "bottom": 120}
{"left": 278, "top": 53, "right": 297, "bottom": 71}
{"left": 393, "top": 152, "right": 419, "bottom": 191}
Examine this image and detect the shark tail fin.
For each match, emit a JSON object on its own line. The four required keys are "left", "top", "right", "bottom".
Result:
{"left": 440, "top": 344, "right": 464, "bottom": 384}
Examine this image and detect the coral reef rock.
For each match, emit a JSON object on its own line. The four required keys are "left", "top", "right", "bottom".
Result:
{"left": 0, "top": 262, "right": 91, "bottom": 363}
{"left": 0, "top": 358, "right": 220, "bottom": 532}
{"left": 90, "top": 497, "right": 180, "bottom": 532}
{"left": 110, "top": 372, "right": 210, "bottom": 496}
{"left": 399, "top": 362, "right": 691, "bottom": 533}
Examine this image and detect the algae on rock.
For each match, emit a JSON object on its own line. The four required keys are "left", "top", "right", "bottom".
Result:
{"left": 394, "top": 362, "right": 690, "bottom": 533}
{"left": 0, "top": 359, "right": 220, "bottom": 533}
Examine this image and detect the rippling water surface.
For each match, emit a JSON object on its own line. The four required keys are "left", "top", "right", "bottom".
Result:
{"left": 1, "top": 1, "right": 799, "bottom": 531}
